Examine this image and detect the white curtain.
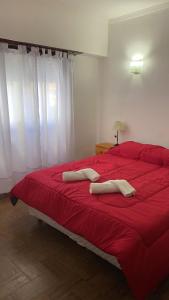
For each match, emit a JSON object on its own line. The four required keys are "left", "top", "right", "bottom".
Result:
{"left": 0, "top": 44, "right": 75, "bottom": 193}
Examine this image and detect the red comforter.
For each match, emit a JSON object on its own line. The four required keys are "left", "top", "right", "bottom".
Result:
{"left": 11, "top": 141, "right": 169, "bottom": 299}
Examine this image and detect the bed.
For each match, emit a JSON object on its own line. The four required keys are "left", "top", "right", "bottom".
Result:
{"left": 10, "top": 141, "right": 169, "bottom": 300}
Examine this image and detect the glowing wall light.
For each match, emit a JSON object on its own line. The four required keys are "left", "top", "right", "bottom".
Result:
{"left": 130, "top": 54, "right": 144, "bottom": 74}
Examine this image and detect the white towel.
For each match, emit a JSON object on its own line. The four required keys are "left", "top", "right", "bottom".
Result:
{"left": 63, "top": 168, "right": 100, "bottom": 182}
{"left": 62, "top": 170, "right": 86, "bottom": 182}
{"left": 114, "top": 180, "right": 136, "bottom": 198}
{"left": 81, "top": 168, "right": 100, "bottom": 182}
{"left": 90, "top": 179, "right": 136, "bottom": 197}
{"left": 89, "top": 180, "right": 119, "bottom": 194}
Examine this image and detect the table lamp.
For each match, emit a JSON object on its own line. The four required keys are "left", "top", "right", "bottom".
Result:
{"left": 114, "top": 121, "right": 126, "bottom": 146}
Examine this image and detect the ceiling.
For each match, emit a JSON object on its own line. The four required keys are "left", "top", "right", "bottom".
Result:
{"left": 0, "top": 0, "right": 169, "bottom": 56}
{"left": 42, "top": 0, "right": 169, "bottom": 20}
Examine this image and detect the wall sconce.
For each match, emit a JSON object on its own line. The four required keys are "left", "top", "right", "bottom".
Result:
{"left": 114, "top": 121, "right": 127, "bottom": 146}
{"left": 129, "top": 54, "right": 144, "bottom": 74}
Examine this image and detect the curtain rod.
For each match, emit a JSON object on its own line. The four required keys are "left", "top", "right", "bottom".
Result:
{"left": 0, "top": 38, "right": 82, "bottom": 55}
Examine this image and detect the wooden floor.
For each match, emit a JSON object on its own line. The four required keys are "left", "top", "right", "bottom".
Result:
{"left": 0, "top": 199, "right": 169, "bottom": 300}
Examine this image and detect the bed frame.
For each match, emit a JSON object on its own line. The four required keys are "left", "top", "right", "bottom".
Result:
{"left": 28, "top": 206, "right": 121, "bottom": 269}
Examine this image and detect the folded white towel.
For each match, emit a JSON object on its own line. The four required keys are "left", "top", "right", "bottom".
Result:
{"left": 62, "top": 170, "right": 86, "bottom": 182}
{"left": 90, "top": 179, "right": 136, "bottom": 197}
{"left": 81, "top": 168, "right": 100, "bottom": 182}
{"left": 90, "top": 180, "right": 119, "bottom": 194}
{"left": 114, "top": 180, "right": 136, "bottom": 198}
{"left": 63, "top": 168, "right": 100, "bottom": 182}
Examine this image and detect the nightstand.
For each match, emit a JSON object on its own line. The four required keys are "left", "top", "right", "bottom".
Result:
{"left": 96, "top": 143, "right": 114, "bottom": 155}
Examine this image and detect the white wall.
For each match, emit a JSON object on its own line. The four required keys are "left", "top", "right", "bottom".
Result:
{"left": 100, "top": 9, "right": 169, "bottom": 147}
{"left": 74, "top": 55, "right": 101, "bottom": 159}
{"left": 0, "top": 0, "right": 108, "bottom": 56}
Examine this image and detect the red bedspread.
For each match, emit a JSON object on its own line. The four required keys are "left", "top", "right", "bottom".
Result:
{"left": 11, "top": 142, "right": 169, "bottom": 300}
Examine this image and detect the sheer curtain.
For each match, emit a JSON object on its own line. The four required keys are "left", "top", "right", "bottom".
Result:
{"left": 0, "top": 44, "right": 75, "bottom": 193}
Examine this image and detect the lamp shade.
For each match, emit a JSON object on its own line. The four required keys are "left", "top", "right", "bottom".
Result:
{"left": 114, "top": 121, "right": 126, "bottom": 132}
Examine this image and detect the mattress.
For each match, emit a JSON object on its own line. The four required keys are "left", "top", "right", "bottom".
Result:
{"left": 11, "top": 141, "right": 169, "bottom": 300}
